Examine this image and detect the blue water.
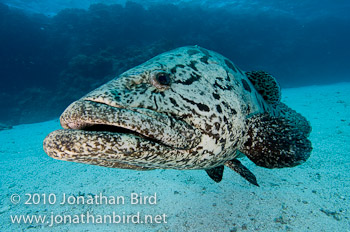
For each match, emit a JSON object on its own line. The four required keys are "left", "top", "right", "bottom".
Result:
{"left": 0, "top": 0, "right": 349, "bottom": 125}
{"left": 0, "top": 1, "right": 349, "bottom": 231}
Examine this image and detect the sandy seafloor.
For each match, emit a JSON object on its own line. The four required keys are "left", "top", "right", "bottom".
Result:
{"left": 0, "top": 82, "right": 349, "bottom": 232}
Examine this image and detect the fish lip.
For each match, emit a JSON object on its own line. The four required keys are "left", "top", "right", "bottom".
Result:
{"left": 43, "top": 128, "right": 160, "bottom": 169}
{"left": 58, "top": 99, "right": 202, "bottom": 150}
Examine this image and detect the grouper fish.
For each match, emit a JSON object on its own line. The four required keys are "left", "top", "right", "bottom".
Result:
{"left": 43, "top": 46, "right": 312, "bottom": 186}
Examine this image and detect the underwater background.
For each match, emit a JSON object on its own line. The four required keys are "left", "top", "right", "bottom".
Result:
{"left": 0, "top": 0, "right": 350, "bottom": 126}
{"left": 0, "top": 0, "right": 349, "bottom": 231}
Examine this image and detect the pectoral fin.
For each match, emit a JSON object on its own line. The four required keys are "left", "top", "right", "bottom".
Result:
{"left": 225, "top": 159, "right": 259, "bottom": 186}
{"left": 205, "top": 165, "right": 224, "bottom": 183}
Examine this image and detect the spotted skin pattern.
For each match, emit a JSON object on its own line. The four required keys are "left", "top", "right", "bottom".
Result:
{"left": 43, "top": 46, "right": 311, "bottom": 184}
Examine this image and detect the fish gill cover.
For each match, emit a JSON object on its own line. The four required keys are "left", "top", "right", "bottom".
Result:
{"left": 0, "top": 0, "right": 349, "bottom": 126}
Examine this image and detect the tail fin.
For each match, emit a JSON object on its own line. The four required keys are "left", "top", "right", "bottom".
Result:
{"left": 272, "top": 102, "right": 312, "bottom": 136}
{"left": 242, "top": 114, "right": 312, "bottom": 169}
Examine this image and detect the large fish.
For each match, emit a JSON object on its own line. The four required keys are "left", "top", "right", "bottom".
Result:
{"left": 43, "top": 46, "right": 312, "bottom": 186}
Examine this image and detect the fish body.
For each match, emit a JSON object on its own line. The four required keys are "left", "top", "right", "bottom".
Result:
{"left": 43, "top": 46, "right": 312, "bottom": 185}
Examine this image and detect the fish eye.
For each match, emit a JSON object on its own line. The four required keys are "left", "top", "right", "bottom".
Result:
{"left": 156, "top": 73, "right": 171, "bottom": 86}
{"left": 150, "top": 71, "right": 172, "bottom": 90}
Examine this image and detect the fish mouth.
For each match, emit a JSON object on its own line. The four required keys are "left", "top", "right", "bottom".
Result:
{"left": 43, "top": 100, "right": 201, "bottom": 168}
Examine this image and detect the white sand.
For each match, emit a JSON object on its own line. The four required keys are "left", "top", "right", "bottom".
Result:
{"left": 0, "top": 83, "right": 349, "bottom": 232}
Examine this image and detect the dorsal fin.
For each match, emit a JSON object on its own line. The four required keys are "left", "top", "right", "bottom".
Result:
{"left": 245, "top": 71, "right": 281, "bottom": 104}
{"left": 225, "top": 159, "right": 259, "bottom": 186}
{"left": 205, "top": 166, "right": 224, "bottom": 182}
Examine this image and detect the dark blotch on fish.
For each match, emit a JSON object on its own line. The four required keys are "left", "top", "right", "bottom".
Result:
{"left": 170, "top": 64, "right": 186, "bottom": 74}
{"left": 169, "top": 97, "right": 179, "bottom": 107}
{"left": 180, "top": 96, "right": 210, "bottom": 112}
{"left": 216, "top": 105, "right": 222, "bottom": 113}
{"left": 175, "top": 73, "right": 201, "bottom": 85}
{"left": 187, "top": 49, "right": 200, "bottom": 56}
{"left": 214, "top": 80, "right": 232, "bottom": 91}
{"left": 200, "top": 56, "right": 209, "bottom": 64}
{"left": 241, "top": 79, "right": 251, "bottom": 92}
{"left": 224, "top": 59, "right": 237, "bottom": 73}
{"left": 189, "top": 60, "right": 199, "bottom": 72}
{"left": 213, "top": 93, "right": 220, "bottom": 100}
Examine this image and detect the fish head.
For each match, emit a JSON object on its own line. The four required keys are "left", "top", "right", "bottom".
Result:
{"left": 44, "top": 46, "right": 254, "bottom": 170}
